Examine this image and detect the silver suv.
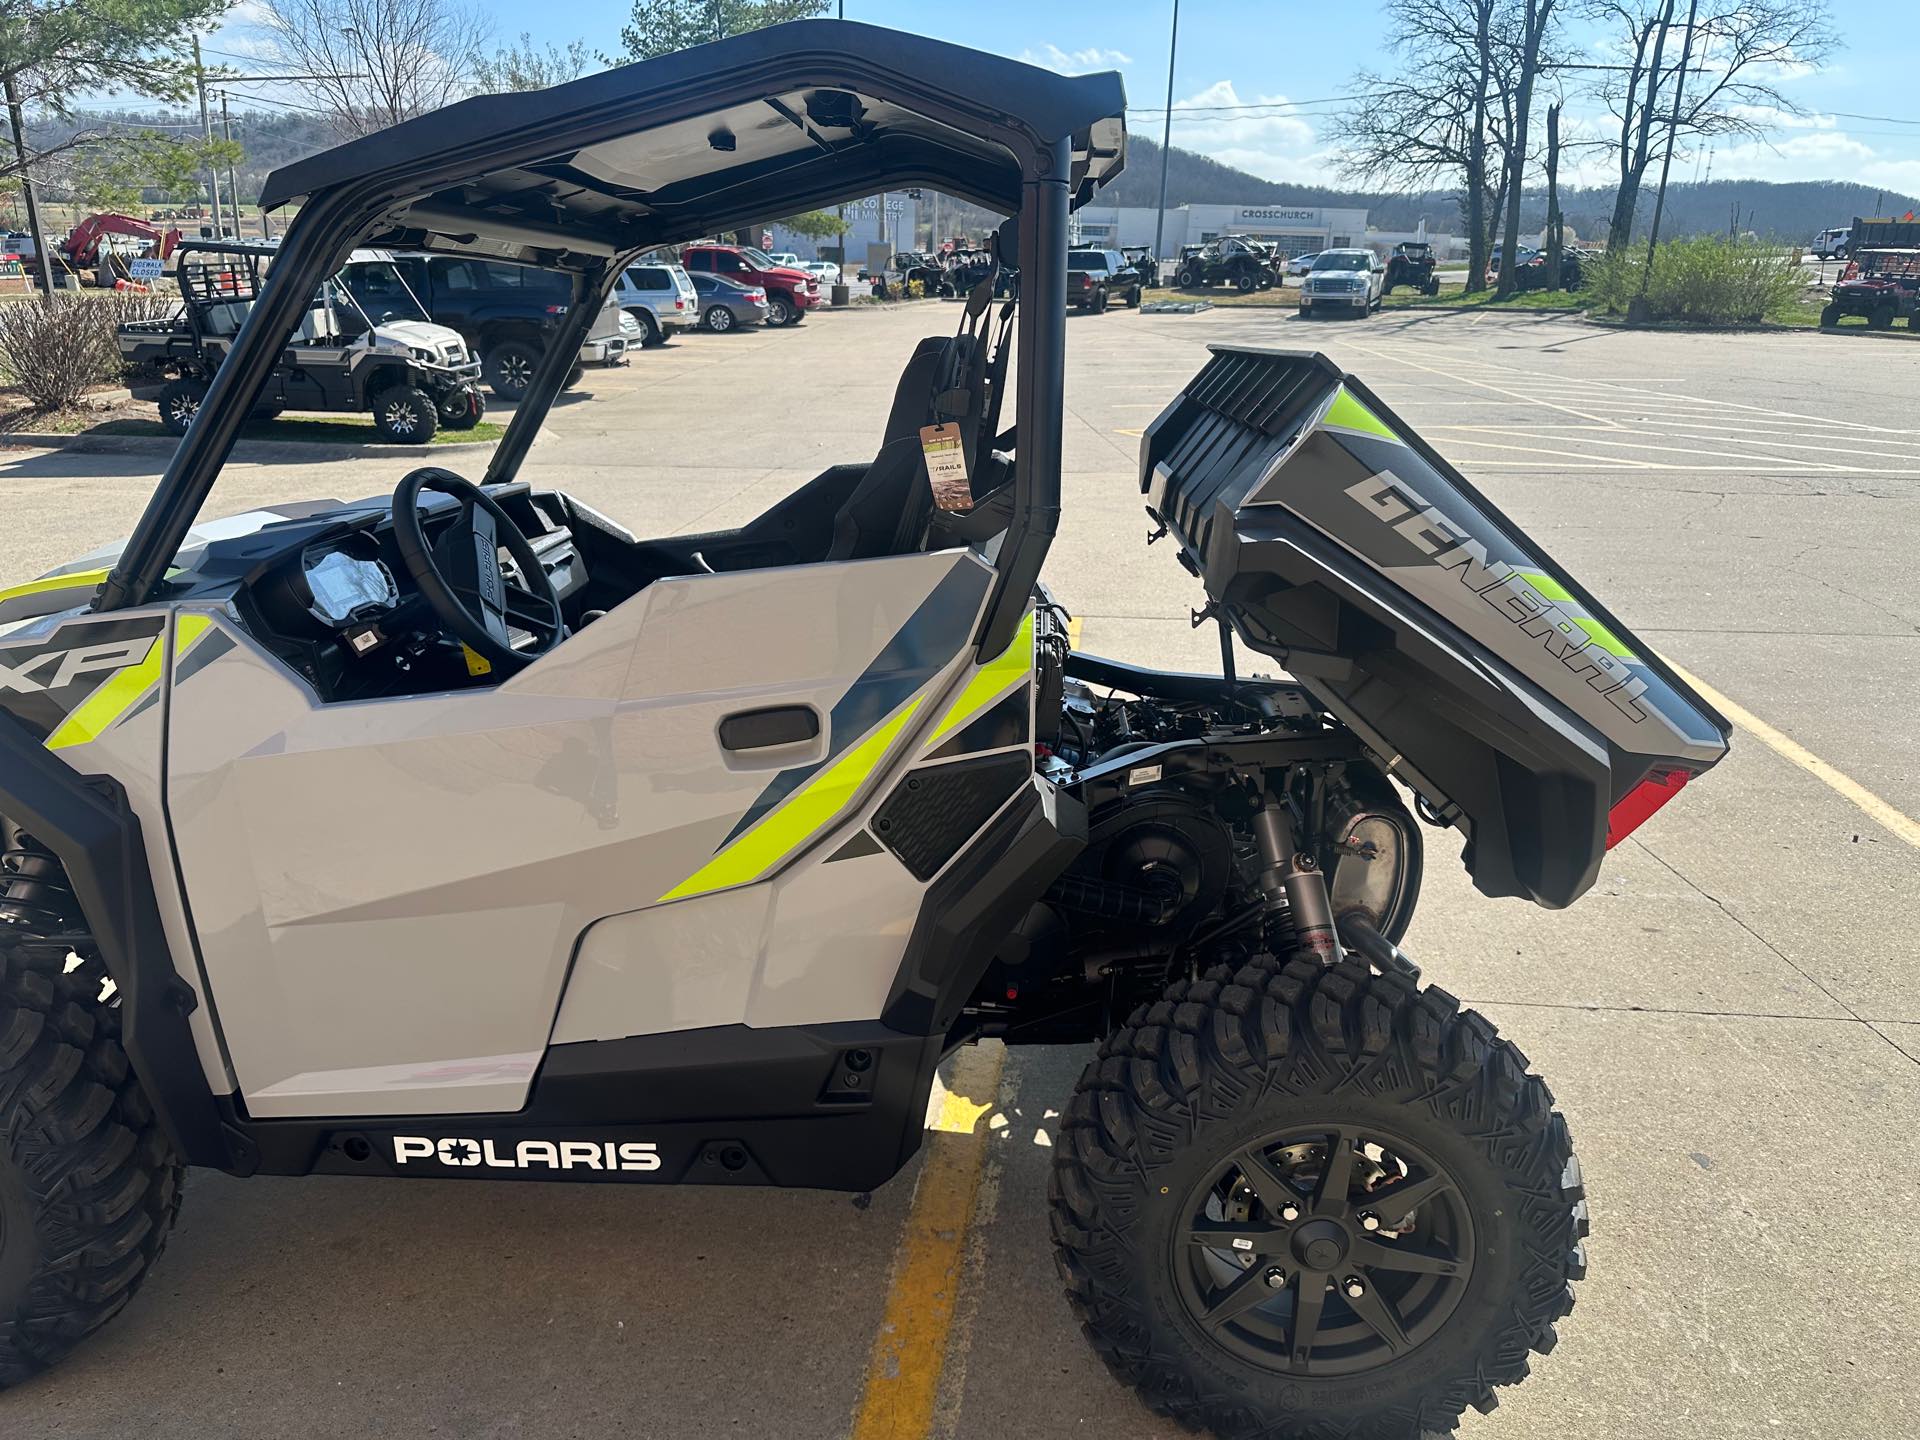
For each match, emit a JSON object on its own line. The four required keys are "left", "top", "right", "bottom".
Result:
{"left": 614, "top": 261, "right": 700, "bottom": 346}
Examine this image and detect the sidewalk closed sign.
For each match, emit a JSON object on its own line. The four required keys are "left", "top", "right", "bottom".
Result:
{"left": 129, "top": 258, "right": 164, "bottom": 281}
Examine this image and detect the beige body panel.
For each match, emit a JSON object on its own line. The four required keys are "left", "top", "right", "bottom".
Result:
{"left": 165, "top": 552, "right": 993, "bottom": 1118}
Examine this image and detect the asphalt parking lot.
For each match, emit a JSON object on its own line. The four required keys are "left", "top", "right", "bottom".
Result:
{"left": 1, "top": 301, "right": 1916, "bottom": 1439}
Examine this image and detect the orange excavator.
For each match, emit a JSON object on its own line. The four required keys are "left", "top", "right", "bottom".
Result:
{"left": 58, "top": 213, "right": 183, "bottom": 285}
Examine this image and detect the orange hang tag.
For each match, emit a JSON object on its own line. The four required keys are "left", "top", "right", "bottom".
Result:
{"left": 919, "top": 422, "right": 972, "bottom": 511}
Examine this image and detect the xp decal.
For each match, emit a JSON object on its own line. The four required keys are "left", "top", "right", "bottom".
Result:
{"left": 393, "top": 1136, "right": 662, "bottom": 1172}
{"left": 0, "top": 612, "right": 229, "bottom": 748}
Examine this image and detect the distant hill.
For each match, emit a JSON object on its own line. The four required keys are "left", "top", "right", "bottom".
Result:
{"left": 1109, "top": 137, "right": 1915, "bottom": 243}
{"left": 26, "top": 109, "right": 1914, "bottom": 245}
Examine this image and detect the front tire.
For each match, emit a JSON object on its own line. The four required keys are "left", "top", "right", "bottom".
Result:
{"left": 439, "top": 387, "right": 485, "bottom": 431}
{"left": 630, "top": 309, "right": 664, "bottom": 347}
{"left": 0, "top": 947, "right": 183, "bottom": 1387}
{"left": 1052, "top": 956, "right": 1585, "bottom": 1440}
{"left": 1236, "top": 270, "right": 1259, "bottom": 293}
{"left": 1869, "top": 303, "right": 1895, "bottom": 330}
{"left": 371, "top": 385, "right": 439, "bottom": 444}
{"left": 766, "top": 295, "right": 797, "bottom": 327}
{"left": 157, "top": 378, "right": 207, "bottom": 437}
{"left": 1820, "top": 302, "right": 1840, "bottom": 327}
{"left": 482, "top": 340, "right": 540, "bottom": 402}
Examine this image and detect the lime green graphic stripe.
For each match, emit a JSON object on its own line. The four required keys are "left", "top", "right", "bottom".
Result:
{"left": 1573, "top": 616, "right": 1636, "bottom": 659}
{"left": 1515, "top": 570, "right": 1574, "bottom": 603}
{"left": 0, "top": 567, "right": 111, "bottom": 605}
{"left": 43, "top": 613, "right": 217, "bottom": 752}
{"left": 1322, "top": 386, "right": 1400, "bottom": 444}
{"left": 1515, "top": 572, "right": 1636, "bottom": 659}
{"left": 660, "top": 698, "right": 925, "bottom": 902}
{"left": 922, "top": 611, "right": 1035, "bottom": 751}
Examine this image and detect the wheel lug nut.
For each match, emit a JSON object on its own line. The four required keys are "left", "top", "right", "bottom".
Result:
{"left": 1343, "top": 1277, "right": 1366, "bottom": 1300}
{"left": 1360, "top": 1212, "right": 1381, "bottom": 1231}
{"left": 1264, "top": 1266, "right": 1287, "bottom": 1289}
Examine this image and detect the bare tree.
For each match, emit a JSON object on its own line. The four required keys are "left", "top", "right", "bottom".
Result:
{"left": 1543, "top": 99, "right": 1563, "bottom": 290}
{"left": 1589, "top": 0, "right": 1837, "bottom": 251}
{"left": 1493, "top": 0, "right": 1564, "bottom": 296}
{"left": 1338, "top": 0, "right": 1511, "bottom": 292}
{"left": 474, "top": 32, "right": 591, "bottom": 92}
{"left": 256, "top": 0, "right": 490, "bottom": 137}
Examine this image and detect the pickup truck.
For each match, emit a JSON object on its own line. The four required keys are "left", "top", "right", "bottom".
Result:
{"left": 679, "top": 242, "right": 819, "bottom": 326}
{"left": 347, "top": 252, "right": 625, "bottom": 401}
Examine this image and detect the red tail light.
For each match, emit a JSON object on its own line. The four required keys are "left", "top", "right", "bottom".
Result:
{"left": 1605, "top": 769, "right": 1691, "bottom": 849}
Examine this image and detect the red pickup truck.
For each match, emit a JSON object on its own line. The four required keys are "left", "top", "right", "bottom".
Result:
{"left": 678, "top": 243, "right": 820, "bottom": 327}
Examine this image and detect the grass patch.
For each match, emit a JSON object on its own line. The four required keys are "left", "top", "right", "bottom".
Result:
{"left": 80, "top": 414, "right": 506, "bottom": 445}
{"left": 1382, "top": 288, "right": 1584, "bottom": 311}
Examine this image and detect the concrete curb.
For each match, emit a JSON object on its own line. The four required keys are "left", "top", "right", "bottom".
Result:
{"left": 0, "top": 430, "right": 500, "bottom": 460}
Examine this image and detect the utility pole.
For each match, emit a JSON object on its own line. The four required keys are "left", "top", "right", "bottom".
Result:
{"left": 2, "top": 74, "right": 57, "bottom": 298}
{"left": 1640, "top": 0, "right": 1699, "bottom": 288}
{"left": 1151, "top": 0, "right": 1180, "bottom": 277}
{"left": 193, "top": 37, "right": 222, "bottom": 235}
{"left": 220, "top": 92, "right": 242, "bottom": 238}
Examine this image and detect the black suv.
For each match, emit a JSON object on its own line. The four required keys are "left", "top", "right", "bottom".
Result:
{"left": 1067, "top": 248, "right": 1143, "bottom": 312}
{"left": 370, "top": 254, "right": 623, "bottom": 401}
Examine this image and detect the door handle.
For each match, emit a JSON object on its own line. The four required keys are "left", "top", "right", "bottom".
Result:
{"left": 718, "top": 705, "right": 821, "bottom": 752}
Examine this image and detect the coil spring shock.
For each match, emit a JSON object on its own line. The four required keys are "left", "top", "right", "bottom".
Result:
{"left": 0, "top": 824, "right": 82, "bottom": 934}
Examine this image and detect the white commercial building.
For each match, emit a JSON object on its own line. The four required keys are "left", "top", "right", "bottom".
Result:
{"left": 1071, "top": 203, "right": 1371, "bottom": 258}
{"left": 767, "top": 192, "right": 921, "bottom": 263}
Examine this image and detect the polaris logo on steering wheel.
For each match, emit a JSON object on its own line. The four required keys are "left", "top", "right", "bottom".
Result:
{"left": 392, "top": 1136, "right": 663, "bottom": 1172}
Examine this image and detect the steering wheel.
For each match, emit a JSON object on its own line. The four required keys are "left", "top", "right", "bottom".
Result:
{"left": 391, "top": 468, "right": 564, "bottom": 673}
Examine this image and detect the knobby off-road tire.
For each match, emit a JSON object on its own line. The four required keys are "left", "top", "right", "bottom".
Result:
{"left": 1051, "top": 956, "right": 1586, "bottom": 1440}
{"left": 0, "top": 947, "right": 183, "bottom": 1387}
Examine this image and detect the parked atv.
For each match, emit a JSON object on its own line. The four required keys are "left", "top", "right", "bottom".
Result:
{"left": 1, "top": 22, "right": 1728, "bottom": 1439}
{"left": 1820, "top": 246, "right": 1920, "bottom": 329}
{"left": 117, "top": 242, "right": 483, "bottom": 440}
{"left": 1175, "top": 234, "right": 1277, "bottom": 292}
{"left": 1382, "top": 240, "right": 1441, "bottom": 296}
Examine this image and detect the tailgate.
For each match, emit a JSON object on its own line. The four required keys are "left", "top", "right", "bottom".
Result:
{"left": 1141, "top": 346, "right": 1730, "bottom": 908}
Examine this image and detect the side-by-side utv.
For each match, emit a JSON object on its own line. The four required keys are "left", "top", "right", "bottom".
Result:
{"left": 117, "top": 241, "right": 485, "bottom": 440}
{"left": 0, "top": 22, "right": 1727, "bottom": 1438}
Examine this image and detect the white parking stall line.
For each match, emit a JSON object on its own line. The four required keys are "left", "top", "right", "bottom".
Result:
{"left": 1426, "top": 425, "right": 1862, "bottom": 470}
{"left": 1350, "top": 344, "right": 1626, "bottom": 428}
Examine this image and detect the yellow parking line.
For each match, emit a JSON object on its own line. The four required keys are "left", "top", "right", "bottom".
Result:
{"left": 1663, "top": 655, "right": 1920, "bottom": 850}
{"left": 849, "top": 1043, "right": 1005, "bottom": 1440}
{"left": 1066, "top": 616, "right": 1083, "bottom": 650}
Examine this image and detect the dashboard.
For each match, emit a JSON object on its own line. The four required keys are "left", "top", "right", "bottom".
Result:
{"left": 233, "top": 484, "right": 590, "bottom": 701}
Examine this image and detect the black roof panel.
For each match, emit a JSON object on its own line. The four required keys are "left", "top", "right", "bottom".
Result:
{"left": 260, "top": 21, "right": 1126, "bottom": 260}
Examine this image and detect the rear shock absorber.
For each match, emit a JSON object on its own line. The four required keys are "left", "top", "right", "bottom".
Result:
{"left": 0, "top": 822, "right": 82, "bottom": 935}
{"left": 1253, "top": 797, "right": 1343, "bottom": 966}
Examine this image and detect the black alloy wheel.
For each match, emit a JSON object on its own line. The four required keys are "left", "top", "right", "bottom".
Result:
{"left": 371, "top": 385, "right": 439, "bottom": 444}
{"left": 1174, "top": 1124, "right": 1475, "bottom": 1377}
{"left": 483, "top": 340, "right": 540, "bottom": 401}
{"left": 158, "top": 378, "right": 208, "bottom": 437}
{"left": 1236, "top": 270, "right": 1259, "bottom": 293}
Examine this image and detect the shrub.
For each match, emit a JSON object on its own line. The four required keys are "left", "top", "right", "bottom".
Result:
{"left": 0, "top": 298, "right": 110, "bottom": 410}
{"left": 1584, "top": 236, "right": 1803, "bottom": 324}
{"left": 0, "top": 290, "right": 179, "bottom": 412}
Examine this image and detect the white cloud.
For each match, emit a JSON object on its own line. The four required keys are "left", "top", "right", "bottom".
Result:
{"left": 1018, "top": 45, "right": 1133, "bottom": 74}
{"left": 1153, "top": 81, "right": 1329, "bottom": 183}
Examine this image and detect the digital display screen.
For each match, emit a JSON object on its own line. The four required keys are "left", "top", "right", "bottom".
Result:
{"left": 304, "top": 548, "right": 395, "bottom": 624}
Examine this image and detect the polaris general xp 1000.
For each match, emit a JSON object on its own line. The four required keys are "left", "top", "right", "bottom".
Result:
{"left": 0, "top": 23, "right": 1727, "bottom": 1438}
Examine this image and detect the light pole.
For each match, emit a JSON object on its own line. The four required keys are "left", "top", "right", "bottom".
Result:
{"left": 1151, "top": 0, "right": 1180, "bottom": 275}
{"left": 192, "top": 36, "right": 223, "bottom": 235}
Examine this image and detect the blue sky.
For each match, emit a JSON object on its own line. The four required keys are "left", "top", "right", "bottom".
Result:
{"left": 209, "top": 1, "right": 1920, "bottom": 195}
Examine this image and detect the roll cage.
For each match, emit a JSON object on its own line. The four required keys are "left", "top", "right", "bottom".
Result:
{"left": 93, "top": 19, "right": 1128, "bottom": 663}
